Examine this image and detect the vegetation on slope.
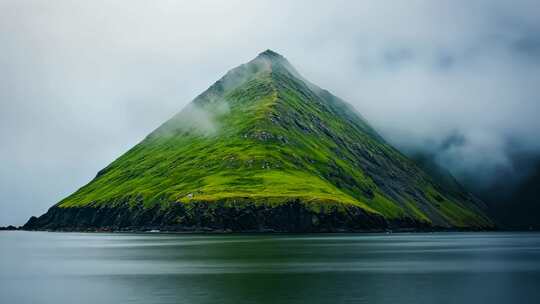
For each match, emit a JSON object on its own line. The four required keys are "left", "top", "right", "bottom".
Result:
{"left": 55, "top": 50, "right": 492, "bottom": 228}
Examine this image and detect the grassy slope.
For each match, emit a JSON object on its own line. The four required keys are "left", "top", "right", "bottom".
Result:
{"left": 57, "top": 52, "right": 492, "bottom": 228}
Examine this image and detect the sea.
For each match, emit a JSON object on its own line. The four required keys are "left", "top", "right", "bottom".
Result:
{"left": 1, "top": 231, "right": 539, "bottom": 304}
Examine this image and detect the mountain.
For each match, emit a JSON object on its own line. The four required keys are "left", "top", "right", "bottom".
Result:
{"left": 415, "top": 150, "right": 540, "bottom": 230}
{"left": 24, "top": 50, "right": 493, "bottom": 232}
{"left": 480, "top": 159, "right": 540, "bottom": 230}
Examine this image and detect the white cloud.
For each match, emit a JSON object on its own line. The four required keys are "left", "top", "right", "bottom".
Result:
{"left": 1, "top": 0, "right": 539, "bottom": 224}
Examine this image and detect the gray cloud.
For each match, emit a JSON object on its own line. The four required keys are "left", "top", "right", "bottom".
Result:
{"left": 1, "top": 0, "right": 539, "bottom": 225}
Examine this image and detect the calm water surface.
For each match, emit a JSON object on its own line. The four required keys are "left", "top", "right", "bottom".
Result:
{"left": 1, "top": 232, "right": 539, "bottom": 304}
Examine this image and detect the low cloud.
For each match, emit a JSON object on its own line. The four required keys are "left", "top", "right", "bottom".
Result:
{"left": 1, "top": 0, "right": 539, "bottom": 225}
{"left": 155, "top": 100, "right": 230, "bottom": 137}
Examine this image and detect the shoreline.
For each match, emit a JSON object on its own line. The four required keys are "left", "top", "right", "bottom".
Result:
{"left": 20, "top": 201, "right": 495, "bottom": 233}
{"left": 14, "top": 226, "right": 501, "bottom": 234}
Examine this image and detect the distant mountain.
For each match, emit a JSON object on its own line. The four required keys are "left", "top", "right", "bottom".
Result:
{"left": 24, "top": 50, "right": 493, "bottom": 232}
{"left": 480, "top": 160, "right": 540, "bottom": 230}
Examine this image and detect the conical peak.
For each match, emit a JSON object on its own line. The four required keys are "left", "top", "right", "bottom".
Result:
{"left": 249, "top": 49, "right": 301, "bottom": 80}
{"left": 28, "top": 47, "right": 493, "bottom": 232}
{"left": 252, "top": 49, "right": 290, "bottom": 68}
{"left": 257, "top": 49, "right": 284, "bottom": 60}
{"left": 201, "top": 50, "right": 300, "bottom": 99}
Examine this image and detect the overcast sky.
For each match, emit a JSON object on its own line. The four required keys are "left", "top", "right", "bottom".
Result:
{"left": 1, "top": 0, "right": 539, "bottom": 225}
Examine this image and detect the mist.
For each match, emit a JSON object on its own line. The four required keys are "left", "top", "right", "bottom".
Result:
{"left": 1, "top": 0, "right": 539, "bottom": 225}
{"left": 155, "top": 101, "right": 230, "bottom": 137}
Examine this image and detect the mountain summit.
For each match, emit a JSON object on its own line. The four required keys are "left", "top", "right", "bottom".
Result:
{"left": 25, "top": 50, "right": 493, "bottom": 231}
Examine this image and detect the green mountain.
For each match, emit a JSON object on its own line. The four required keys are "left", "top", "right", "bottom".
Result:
{"left": 24, "top": 50, "right": 493, "bottom": 231}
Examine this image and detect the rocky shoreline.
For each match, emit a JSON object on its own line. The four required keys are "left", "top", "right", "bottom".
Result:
{"left": 22, "top": 201, "right": 492, "bottom": 233}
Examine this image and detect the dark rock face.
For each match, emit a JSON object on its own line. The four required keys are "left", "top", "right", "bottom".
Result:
{"left": 22, "top": 201, "right": 436, "bottom": 232}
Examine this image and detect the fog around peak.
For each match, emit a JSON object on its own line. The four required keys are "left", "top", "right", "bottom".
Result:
{"left": 1, "top": 0, "right": 539, "bottom": 225}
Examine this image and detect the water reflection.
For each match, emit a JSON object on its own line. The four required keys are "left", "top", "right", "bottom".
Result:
{"left": 1, "top": 232, "right": 539, "bottom": 304}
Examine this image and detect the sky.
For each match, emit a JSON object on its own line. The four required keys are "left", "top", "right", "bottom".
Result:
{"left": 1, "top": 0, "right": 539, "bottom": 225}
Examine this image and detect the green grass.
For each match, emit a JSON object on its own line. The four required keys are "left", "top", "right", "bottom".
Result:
{"left": 56, "top": 53, "right": 492, "bottom": 228}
